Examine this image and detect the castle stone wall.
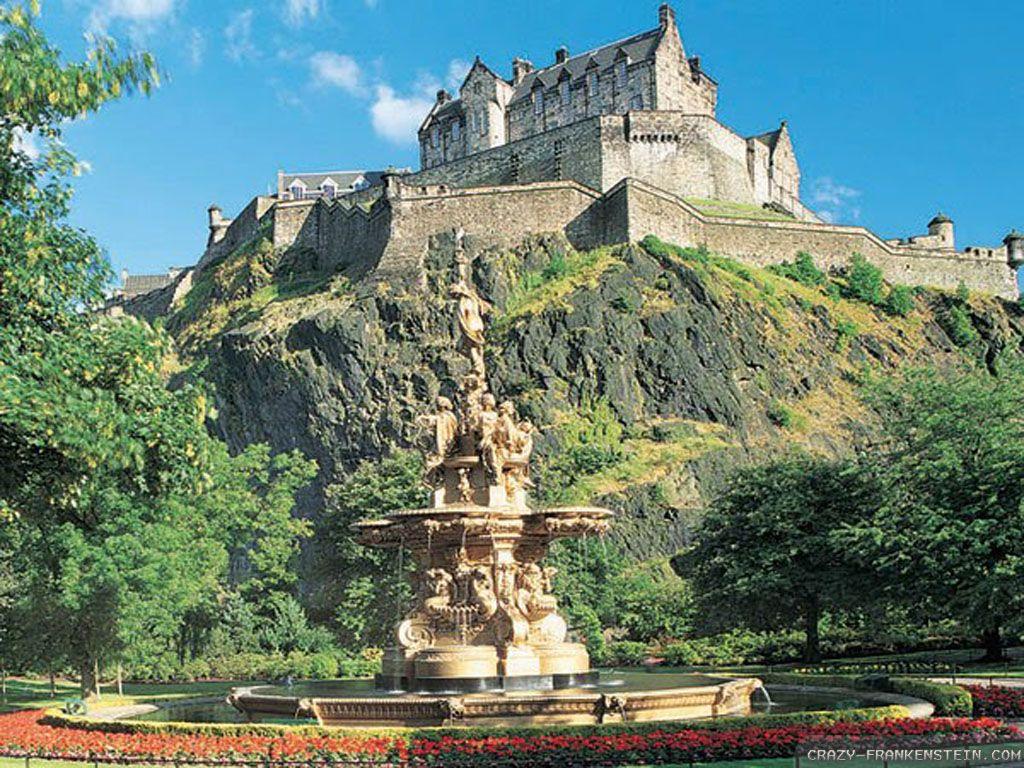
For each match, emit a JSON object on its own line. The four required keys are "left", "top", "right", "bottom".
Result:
{"left": 407, "top": 117, "right": 605, "bottom": 191}
{"left": 619, "top": 179, "right": 1017, "bottom": 298}
{"left": 376, "top": 181, "right": 605, "bottom": 278}
{"left": 198, "top": 196, "right": 275, "bottom": 270}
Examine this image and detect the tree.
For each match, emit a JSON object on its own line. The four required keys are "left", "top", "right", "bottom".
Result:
{"left": 313, "top": 451, "right": 426, "bottom": 650}
{"left": 675, "top": 453, "right": 879, "bottom": 661}
{"left": 843, "top": 363, "right": 1024, "bottom": 660}
{"left": 0, "top": 6, "right": 318, "bottom": 692}
{"left": 844, "top": 254, "right": 885, "bottom": 305}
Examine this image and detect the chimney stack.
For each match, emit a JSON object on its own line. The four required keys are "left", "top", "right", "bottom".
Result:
{"left": 436, "top": 89, "right": 450, "bottom": 104}
{"left": 512, "top": 57, "right": 534, "bottom": 85}
{"left": 555, "top": 46, "right": 569, "bottom": 64}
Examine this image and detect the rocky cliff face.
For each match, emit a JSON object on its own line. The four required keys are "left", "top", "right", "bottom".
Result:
{"left": 163, "top": 229, "right": 1024, "bottom": 561}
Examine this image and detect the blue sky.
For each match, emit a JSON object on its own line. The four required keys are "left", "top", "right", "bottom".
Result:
{"left": 37, "top": 0, "right": 1024, "bottom": 279}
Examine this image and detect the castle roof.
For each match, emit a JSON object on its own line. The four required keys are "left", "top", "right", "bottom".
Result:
{"left": 122, "top": 272, "right": 177, "bottom": 298}
{"left": 509, "top": 26, "right": 663, "bottom": 102}
{"left": 929, "top": 212, "right": 952, "bottom": 225}
{"left": 281, "top": 170, "right": 391, "bottom": 191}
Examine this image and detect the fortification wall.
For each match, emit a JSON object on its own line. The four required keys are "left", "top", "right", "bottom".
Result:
{"left": 253, "top": 178, "right": 1016, "bottom": 303}
{"left": 406, "top": 117, "right": 605, "bottom": 190}
{"left": 198, "top": 196, "right": 274, "bottom": 270}
{"left": 375, "top": 181, "right": 605, "bottom": 278}
{"left": 618, "top": 179, "right": 1018, "bottom": 298}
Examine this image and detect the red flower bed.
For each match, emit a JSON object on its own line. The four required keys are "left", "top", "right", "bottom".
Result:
{"left": 968, "top": 685, "right": 1024, "bottom": 719}
{"left": 0, "top": 710, "right": 403, "bottom": 763}
{"left": 409, "top": 718, "right": 1019, "bottom": 767}
{"left": 0, "top": 709, "right": 1017, "bottom": 767}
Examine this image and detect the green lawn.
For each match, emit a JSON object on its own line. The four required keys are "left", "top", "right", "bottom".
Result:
{"left": 1, "top": 677, "right": 253, "bottom": 714}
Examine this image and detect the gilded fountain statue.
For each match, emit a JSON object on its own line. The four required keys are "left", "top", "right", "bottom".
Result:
{"left": 228, "top": 255, "right": 760, "bottom": 727}
{"left": 353, "top": 273, "right": 611, "bottom": 693}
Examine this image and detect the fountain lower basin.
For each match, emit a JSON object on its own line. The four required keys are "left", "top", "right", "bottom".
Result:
{"left": 228, "top": 673, "right": 762, "bottom": 727}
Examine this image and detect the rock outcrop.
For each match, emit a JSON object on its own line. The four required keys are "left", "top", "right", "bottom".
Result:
{"left": 161, "top": 230, "right": 1024, "bottom": 561}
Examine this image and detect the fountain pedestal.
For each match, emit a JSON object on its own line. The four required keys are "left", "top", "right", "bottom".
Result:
{"left": 352, "top": 278, "right": 612, "bottom": 694}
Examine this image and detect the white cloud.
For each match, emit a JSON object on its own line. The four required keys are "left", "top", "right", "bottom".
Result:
{"left": 225, "top": 9, "right": 256, "bottom": 62}
{"left": 187, "top": 29, "right": 205, "bottom": 68}
{"left": 370, "top": 84, "right": 432, "bottom": 145}
{"left": 283, "top": 0, "right": 320, "bottom": 27}
{"left": 811, "top": 177, "right": 861, "bottom": 224}
{"left": 310, "top": 52, "right": 363, "bottom": 95}
{"left": 446, "top": 58, "right": 470, "bottom": 90}
{"left": 87, "top": 0, "right": 177, "bottom": 35}
{"left": 13, "top": 128, "right": 42, "bottom": 160}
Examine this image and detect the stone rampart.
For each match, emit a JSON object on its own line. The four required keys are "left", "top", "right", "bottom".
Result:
{"left": 613, "top": 179, "right": 1017, "bottom": 298}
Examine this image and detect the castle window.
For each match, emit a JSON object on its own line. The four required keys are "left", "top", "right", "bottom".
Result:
{"left": 533, "top": 86, "right": 543, "bottom": 115}
{"left": 289, "top": 183, "right": 304, "bottom": 200}
{"left": 478, "top": 109, "right": 486, "bottom": 135}
{"left": 468, "top": 111, "right": 475, "bottom": 135}
{"left": 616, "top": 60, "right": 628, "bottom": 88}
{"left": 587, "top": 70, "right": 598, "bottom": 97}
{"left": 452, "top": 120, "right": 461, "bottom": 141}
{"left": 559, "top": 78, "right": 570, "bottom": 106}
{"left": 431, "top": 125, "right": 440, "bottom": 148}
{"left": 630, "top": 93, "right": 644, "bottom": 110}
{"left": 322, "top": 182, "right": 336, "bottom": 199}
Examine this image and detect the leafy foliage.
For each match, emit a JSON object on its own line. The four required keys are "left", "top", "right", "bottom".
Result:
{"left": 844, "top": 363, "right": 1024, "bottom": 659}
{"left": 844, "top": 254, "right": 885, "bottom": 305}
{"left": 677, "top": 453, "right": 880, "bottom": 661}
{"left": 313, "top": 450, "right": 426, "bottom": 650}
{"left": 0, "top": 6, "right": 318, "bottom": 693}
{"left": 769, "top": 251, "right": 826, "bottom": 287}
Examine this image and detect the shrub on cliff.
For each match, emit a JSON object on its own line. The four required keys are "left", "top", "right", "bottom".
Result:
{"left": 844, "top": 254, "right": 885, "bottom": 305}
{"left": 884, "top": 285, "right": 915, "bottom": 317}
{"left": 770, "top": 251, "right": 826, "bottom": 287}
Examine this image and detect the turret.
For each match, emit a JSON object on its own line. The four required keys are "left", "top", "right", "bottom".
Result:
{"left": 555, "top": 46, "right": 569, "bottom": 65}
{"left": 1005, "top": 230, "right": 1024, "bottom": 268}
{"left": 207, "top": 204, "right": 230, "bottom": 246}
{"left": 928, "top": 212, "right": 955, "bottom": 249}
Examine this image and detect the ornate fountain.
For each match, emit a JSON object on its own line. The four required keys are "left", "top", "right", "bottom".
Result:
{"left": 353, "top": 277, "right": 611, "bottom": 694}
{"left": 228, "top": 260, "right": 760, "bottom": 727}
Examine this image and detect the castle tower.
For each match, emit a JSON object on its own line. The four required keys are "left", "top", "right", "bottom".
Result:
{"left": 1005, "top": 230, "right": 1024, "bottom": 269}
{"left": 207, "top": 204, "right": 229, "bottom": 246}
{"left": 928, "top": 212, "right": 955, "bottom": 249}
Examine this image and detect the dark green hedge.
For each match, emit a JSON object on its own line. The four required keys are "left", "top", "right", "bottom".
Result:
{"left": 42, "top": 703, "right": 908, "bottom": 740}
{"left": 759, "top": 672, "right": 973, "bottom": 717}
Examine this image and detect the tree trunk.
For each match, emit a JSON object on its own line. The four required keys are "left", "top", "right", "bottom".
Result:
{"left": 116, "top": 663, "right": 123, "bottom": 697}
{"left": 803, "top": 597, "right": 822, "bottom": 663}
{"left": 1, "top": 669, "right": 6, "bottom": 703}
{"left": 49, "top": 668, "right": 56, "bottom": 698}
{"left": 81, "top": 660, "right": 101, "bottom": 700}
{"left": 981, "top": 625, "right": 1005, "bottom": 662}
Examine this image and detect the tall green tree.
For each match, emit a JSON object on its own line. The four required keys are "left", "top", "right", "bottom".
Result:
{"left": 676, "top": 453, "right": 879, "bottom": 661}
{"left": 314, "top": 450, "right": 426, "bottom": 650}
{"left": 0, "top": 5, "right": 317, "bottom": 692}
{"left": 843, "top": 363, "right": 1024, "bottom": 660}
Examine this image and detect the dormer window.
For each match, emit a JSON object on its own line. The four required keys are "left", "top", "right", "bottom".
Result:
{"left": 587, "top": 69, "right": 598, "bottom": 97}
{"left": 322, "top": 182, "right": 336, "bottom": 199}
{"left": 559, "top": 77, "right": 570, "bottom": 106}
{"left": 289, "top": 182, "right": 305, "bottom": 200}
{"left": 352, "top": 177, "right": 368, "bottom": 191}
{"left": 431, "top": 125, "right": 440, "bottom": 148}
{"left": 616, "top": 59, "right": 628, "bottom": 88}
{"left": 452, "top": 120, "right": 461, "bottom": 141}
{"left": 532, "top": 86, "right": 544, "bottom": 115}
